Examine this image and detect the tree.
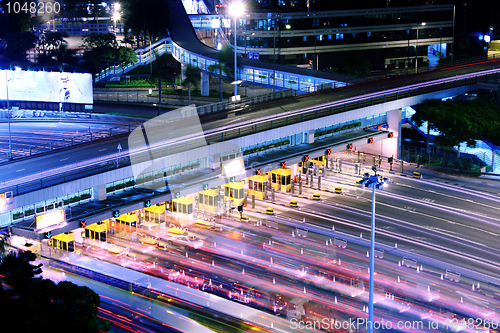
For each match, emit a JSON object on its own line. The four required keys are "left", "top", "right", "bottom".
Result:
{"left": 411, "top": 97, "right": 500, "bottom": 162}
{"left": 154, "top": 53, "right": 180, "bottom": 104}
{"left": 83, "top": 46, "right": 116, "bottom": 81}
{"left": 83, "top": 33, "right": 118, "bottom": 49}
{"left": 208, "top": 46, "right": 233, "bottom": 101}
{"left": 0, "top": 250, "right": 109, "bottom": 332}
{"left": 36, "top": 31, "right": 69, "bottom": 65}
{"left": 2, "top": 31, "right": 37, "bottom": 66}
{"left": 121, "top": 35, "right": 136, "bottom": 48}
{"left": 0, "top": 250, "right": 42, "bottom": 291}
{"left": 116, "top": 46, "right": 138, "bottom": 75}
{"left": 122, "top": 0, "right": 170, "bottom": 48}
{"left": 183, "top": 64, "right": 201, "bottom": 105}
{"left": 4, "top": 1, "right": 32, "bottom": 32}
{"left": 342, "top": 54, "right": 371, "bottom": 77}
{"left": 83, "top": 33, "right": 119, "bottom": 82}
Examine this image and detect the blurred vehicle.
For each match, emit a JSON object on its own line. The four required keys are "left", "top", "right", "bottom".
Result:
{"left": 137, "top": 222, "right": 160, "bottom": 237}
{"left": 159, "top": 226, "right": 204, "bottom": 251}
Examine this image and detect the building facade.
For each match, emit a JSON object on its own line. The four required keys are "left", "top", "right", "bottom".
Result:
{"left": 231, "top": 5, "right": 454, "bottom": 71}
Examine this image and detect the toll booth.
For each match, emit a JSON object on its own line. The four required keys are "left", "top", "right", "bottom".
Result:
{"left": 145, "top": 203, "right": 166, "bottom": 224}
{"left": 224, "top": 180, "right": 246, "bottom": 207}
{"left": 198, "top": 188, "right": 220, "bottom": 214}
{"left": 85, "top": 221, "right": 107, "bottom": 241}
{"left": 270, "top": 168, "right": 291, "bottom": 192}
{"left": 114, "top": 212, "right": 138, "bottom": 233}
{"left": 248, "top": 174, "right": 268, "bottom": 199}
{"left": 52, "top": 232, "right": 75, "bottom": 251}
{"left": 311, "top": 156, "right": 327, "bottom": 167}
{"left": 171, "top": 196, "right": 194, "bottom": 227}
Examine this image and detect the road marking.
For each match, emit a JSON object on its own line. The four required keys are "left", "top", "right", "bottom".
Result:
{"left": 17, "top": 169, "right": 25, "bottom": 172}
{"left": 60, "top": 158, "right": 68, "bottom": 161}
{"left": 99, "top": 149, "right": 107, "bottom": 152}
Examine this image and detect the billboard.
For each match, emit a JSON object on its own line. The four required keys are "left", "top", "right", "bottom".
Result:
{"left": 36, "top": 209, "right": 65, "bottom": 230}
{"left": 0, "top": 70, "right": 93, "bottom": 104}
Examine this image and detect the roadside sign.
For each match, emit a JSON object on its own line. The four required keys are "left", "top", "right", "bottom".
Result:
{"left": 247, "top": 52, "right": 259, "bottom": 60}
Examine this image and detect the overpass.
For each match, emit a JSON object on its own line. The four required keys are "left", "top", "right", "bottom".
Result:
{"left": 2, "top": 61, "right": 499, "bottom": 238}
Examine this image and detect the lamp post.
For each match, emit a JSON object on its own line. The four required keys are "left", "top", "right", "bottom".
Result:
{"left": 229, "top": 1, "right": 244, "bottom": 101}
{"left": 5, "top": 70, "right": 12, "bottom": 160}
{"left": 363, "top": 166, "right": 387, "bottom": 332}
{"left": 112, "top": 3, "right": 121, "bottom": 36}
{"left": 415, "top": 22, "right": 426, "bottom": 73}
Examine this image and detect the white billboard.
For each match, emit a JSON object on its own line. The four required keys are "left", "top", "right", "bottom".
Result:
{"left": 0, "top": 70, "right": 93, "bottom": 104}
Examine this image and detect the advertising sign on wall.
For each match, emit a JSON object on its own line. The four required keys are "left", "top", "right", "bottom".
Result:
{"left": 0, "top": 70, "right": 93, "bottom": 104}
{"left": 36, "top": 209, "right": 65, "bottom": 230}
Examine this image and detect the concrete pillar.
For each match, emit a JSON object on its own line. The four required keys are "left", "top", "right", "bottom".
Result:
{"left": 201, "top": 72, "right": 209, "bottom": 96}
{"left": 492, "top": 147, "right": 496, "bottom": 172}
{"left": 299, "top": 181, "right": 302, "bottom": 195}
{"left": 310, "top": 174, "right": 313, "bottom": 187}
{"left": 387, "top": 108, "right": 403, "bottom": 159}
{"left": 330, "top": 158, "right": 333, "bottom": 171}
{"left": 355, "top": 163, "right": 360, "bottom": 175}
{"left": 401, "top": 160, "right": 404, "bottom": 173}
{"left": 306, "top": 171, "right": 309, "bottom": 185}
{"left": 92, "top": 185, "right": 106, "bottom": 201}
{"left": 307, "top": 130, "right": 314, "bottom": 144}
{"left": 264, "top": 183, "right": 268, "bottom": 200}
{"left": 322, "top": 166, "right": 326, "bottom": 178}
{"left": 318, "top": 176, "right": 321, "bottom": 189}
{"left": 271, "top": 188, "right": 275, "bottom": 202}
{"left": 339, "top": 160, "right": 342, "bottom": 173}
{"left": 291, "top": 181, "right": 295, "bottom": 194}
{"left": 252, "top": 194, "right": 255, "bottom": 208}
{"left": 181, "top": 63, "right": 187, "bottom": 81}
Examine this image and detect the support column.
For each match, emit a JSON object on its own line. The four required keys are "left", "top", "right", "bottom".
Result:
{"left": 201, "top": 72, "right": 209, "bottom": 96}
{"left": 181, "top": 63, "right": 187, "bottom": 81}
{"left": 307, "top": 130, "right": 314, "bottom": 144}
{"left": 492, "top": 147, "right": 496, "bottom": 172}
{"left": 299, "top": 181, "right": 302, "bottom": 195}
{"left": 387, "top": 108, "right": 403, "bottom": 160}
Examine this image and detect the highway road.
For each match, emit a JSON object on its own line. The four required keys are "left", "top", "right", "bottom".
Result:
{"left": 264, "top": 171, "right": 500, "bottom": 280}
{"left": 1, "top": 58, "right": 500, "bottom": 185}
{"left": 39, "top": 256, "right": 217, "bottom": 333}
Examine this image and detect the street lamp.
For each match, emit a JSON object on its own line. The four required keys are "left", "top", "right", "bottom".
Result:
{"left": 363, "top": 166, "right": 387, "bottom": 333}
{"left": 415, "top": 22, "right": 426, "bottom": 73}
{"left": 4, "top": 70, "right": 12, "bottom": 160}
{"left": 112, "top": 3, "right": 121, "bottom": 36}
{"left": 228, "top": 1, "right": 244, "bottom": 101}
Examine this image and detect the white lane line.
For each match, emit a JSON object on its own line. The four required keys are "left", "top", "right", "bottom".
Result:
{"left": 98, "top": 149, "right": 107, "bottom": 152}
{"left": 60, "top": 158, "right": 68, "bottom": 161}
{"left": 17, "top": 169, "right": 25, "bottom": 172}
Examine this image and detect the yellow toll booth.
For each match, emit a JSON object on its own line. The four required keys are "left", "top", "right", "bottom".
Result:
{"left": 85, "top": 221, "right": 107, "bottom": 241}
{"left": 172, "top": 196, "right": 193, "bottom": 215}
{"left": 198, "top": 188, "right": 220, "bottom": 214}
{"left": 115, "top": 212, "right": 138, "bottom": 233}
{"left": 145, "top": 203, "right": 166, "bottom": 223}
{"left": 224, "top": 181, "right": 246, "bottom": 207}
{"left": 52, "top": 232, "right": 75, "bottom": 251}
{"left": 248, "top": 174, "right": 268, "bottom": 199}
{"left": 270, "top": 168, "right": 291, "bottom": 192}
{"left": 311, "top": 156, "right": 327, "bottom": 167}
